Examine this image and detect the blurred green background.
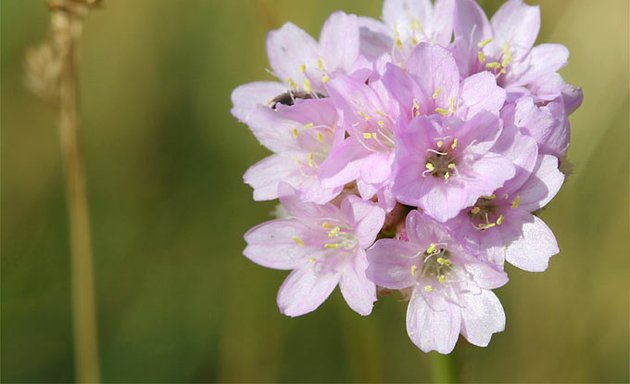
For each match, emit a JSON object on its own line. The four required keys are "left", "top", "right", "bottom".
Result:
{"left": 2, "top": 0, "right": 628, "bottom": 382}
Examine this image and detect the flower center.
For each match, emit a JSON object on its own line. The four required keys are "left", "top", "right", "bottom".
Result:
{"left": 467, "top": 194, "right": 504, "bottom": 230}
{"left": 411, "top": 243, "right": 454, "bottom": 292}
{"left": 320, "top": 221, "right": 357, "bottom": 250}
{"left": 423, "top": 137, "right": 459, "bottom": 182}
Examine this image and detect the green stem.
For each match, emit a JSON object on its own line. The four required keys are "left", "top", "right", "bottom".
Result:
{"left": 430, "top": 352, "right": 456, "bottom": 383}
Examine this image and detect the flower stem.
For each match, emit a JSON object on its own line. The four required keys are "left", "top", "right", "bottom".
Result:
{"left": 57, "top": 12, "right": 101, "bottom": 383}
{"left": 430, "top": 352, "right": 456, "bottom": 383}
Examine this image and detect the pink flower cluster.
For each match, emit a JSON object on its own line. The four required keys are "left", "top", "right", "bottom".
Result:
{"left": 232, "top": 0, "right": 582, "bottom": 354}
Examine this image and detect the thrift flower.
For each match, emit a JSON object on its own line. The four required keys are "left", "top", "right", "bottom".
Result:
{"left": 244, "top": 184, "right": 385, "bottom": 316}
{"left": 367, "top": 210, "right": 508, "bottom": 353}
{"left": 242, "top": 98, "right": 342, "bottom": 203}
{"left": 393, "top": 112, "right": 515, "bottom": 222}
{"left": 447, "top": 154, "right": 564, "bottom": 271}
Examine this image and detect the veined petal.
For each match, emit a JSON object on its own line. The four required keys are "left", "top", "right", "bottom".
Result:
{"left": 339, "top": 250, "right": 376, "bottom": 316}
{"left": 341, "top": 195, "right": 386, "bottom": 248}
{"left": 513, "top": 44, "right": 569, "bottom": 86}
{"left": 459, "top": 71, "right": 506, "bottom": 119}
{"left": 277, "top": 266, "right": 340, "bottom": 317}
{"left": 453, "top": 0, "right": 491, "bottom": 76}
{"left": 243, "top": 153, "right": 303, "bottom": 201}
{"left": 490, "top": 0, "right": 540, "bottom": 58}
{"left": 366, "top": 238, "right": 420, "bottom": 289}
{"left": 406, "top": 289, "right": 461, "bottom": 354}
{"left": 319, "top": 11, "right": 360, "bottom": 72}
{"left": 518, "top": 155, "right": 565, "bottom": 211}
{"left": 267, "top": 22, "right": 318, "bottom": 88}
{"left": 358, "top": 16, "right": 393, "bottom": 61}
{"left": 505, "top": 211, "right": 559, "bottom": 272}
{"left": 231, "top": 81, "right": 286, "bottom": 123}
{"left": 244, "top": 219, "right": 315, "bottom": 270}
{"left": 319, "top": 138, "right": 369, "bottom": 188}
{"left": 461, "top": 290, "right": 506, "bottom": 347}
{"left": 407, "top": 43, "right": 459, "bottom": 113}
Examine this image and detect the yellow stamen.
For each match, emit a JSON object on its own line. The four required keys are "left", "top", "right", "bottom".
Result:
{"left": 303, "top": 122, "right": 314, "bottom": 129}
{"left": 287, "top": 77, "right": 297, "bottom": 89}
{"left": 299, "top": 63, "right": 306, "bottom": 73}
{"left": 377, "top": 119, "right": 385, "bottom": 128}
{"left": 477, "top": 51, "right": 486, "bottom": 63}
{"left": 438, "top": 274, "right": 446, "bottom": 283}
{"left": 425, "top": 162, "right": 435, "bottom": 171}
{"left": 358, "top": 111, "right": 370, "bottom": 121}
{"left": 435, "top": 107, "right": 449, "bottom": 116}
{"left": 480, "top": 194, "right": 496, "bottom": 200}
{"left": 292, "top": 236, "right": 305, "bottom": 247}
{"left": 426, "top": 243, "right": 437, "bottom": 254}
{"left": 412, "top": 101, "right": 421, "bottom": 117}
{"left": 444, "top": 171, "right": 450, "bottom": 181}
{"left": 432, "top": 87, "right": 441, "bottom": 99}
{"left": 501, "top": 51, "right": 512, "bottom": 68}
{"left": 307, "top": 153, "right": 314, "bottom": 167}
{"left": 451, "top": 138, "right": 458, "bottom": 150}
{"left": 437, "top": 140, "right": 444, "bottom": 148}
{"left": 424, "top": 285, "right": 433, "bottom": 292}
{"left": 328, "top": 226, "right": 341, "bottom": 237}
{"left": 512, "top": 195, "right": 521, "bottom": 209}
{"left": 477, "top": 38, "right": 493, "bottom": 48}
{"left": 449, "top": 97, "right": 455, "bottom": 113}
{"left": 292, "top": 127, "right": 299, "bottom": 138}
{"left": 316, "top": 132, "right": 324, "bottom": 143}
{"left": 478, "top": 223, "right": 496, "bottom": 230}
{"left": 363, "top": 132, "right": 373, "bottom": 139}
{"left": 410, "top": 265, "right": 418, "bottom": 275}
{"left": 471, "top": 206, "right": 481, "bottom": 214}
{"left": 303, "top": 78, "right": 312, "bottom": 93}
{"left": 309, "top": 257, "right": 315, "bottom": 263}
{"left": 447, "top": 163, "right": 456, "bottom": 170}
{"left": 486, "top": 62, "right": 501, "bottom": 69}
{"left": 322, "top": 74, "right": 330, "bottom": 84}
{"left": 324, "top": 243, "right": 340, "bottom": 249}
{"left": 496, "top": 214, "right": 504, "bottom": 225}
{"left": 317, "top": 58, "right": 325, "bottom": 71}
{"left": 322, "top": 222, "right": 331, "bottom": 229}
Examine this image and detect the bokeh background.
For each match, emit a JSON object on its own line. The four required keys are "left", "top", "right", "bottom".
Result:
{"left": 2, "top": 0, "right": 629, "bottom": 382}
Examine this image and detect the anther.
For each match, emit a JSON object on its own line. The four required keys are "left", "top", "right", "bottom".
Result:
{"left": 478, "top": 51, "right": 486, "bottom": 63}
{"left": 425, "top": 162, "right": 435, "bottom": 171}
{"left": 292, "top": 236, "right": 305, "bottom": 247}
{"left": 511, "top": 195, "right": 521, "bottom": 209}
{"left": 432, "top": 87, "right": 441, "bottom": 99}
{"left": 496, "top": 214, "right": 504, "bottom": 225}
{"left": 477, "top": 38, "right": 493, "bottom": 48}
{"left": 426, "top": 243, "right": 437, "bottom": 254}
{"left": 424, "top": 285, "right": 433, "bottom": 292}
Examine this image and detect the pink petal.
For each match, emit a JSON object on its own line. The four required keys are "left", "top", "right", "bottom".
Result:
{"left": 407, "top": 43, "right": 460, "bottom": 113}
{"left": 406, "top": 289, "right": 461, "bottom": 354}
{"left": 453, "top": 0, "right": 491, "bottom": 76}
{"left": 231, "top": 81, "right": 286, "bottom": 123}
{"left": 339, "top": 250, "right": 376, "bottom": 315}
{"left": 366, "top": 238, "right": 420, "bottom": 289}
{"left": 505, "top": 211, "right": 558, "bottom": 272}
{"left": 459, "top": 71, "right": 506, "bottom": 119}
{"left": 418, "top": 183, "right": 472, "bottom": 223}
{"left": 460, "top": 290, "right": 505, "bottom": 347}
{"left": 319, "top": 138, "right": 368, "bottom": 188}
{"left": 267, "top": 23, "right": 318, "bottom": 87}
{"left": 244, "top": 219, "right": 315, "bottom": 270}
{"left": 462, "top": 259, "right": 509, "bottom": 290}
{"left": 518, "top": 154, "right": 565, "bottom": 211}
{"left": 277, "top": 183, "right": 338, "bottom": 219}
{"left": 319, "top": 11, "right": 360, "bottom": 72}
{"left": 358, "top": 17, "right": 393, "bottom": 61}
{"left": 341, "top": 195, "right": 386, "bottom": 248}
{"left": 490, "top": 0, "right": 540, "bottom": 58}
{"left": 514, "top": 44, "right": 569, "bottom": 86}
{"left": 277, "top": 266, "right": 340, "bottom": 317}
{"left": 243, "top": 153, "right": 302, "bottom": 201}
